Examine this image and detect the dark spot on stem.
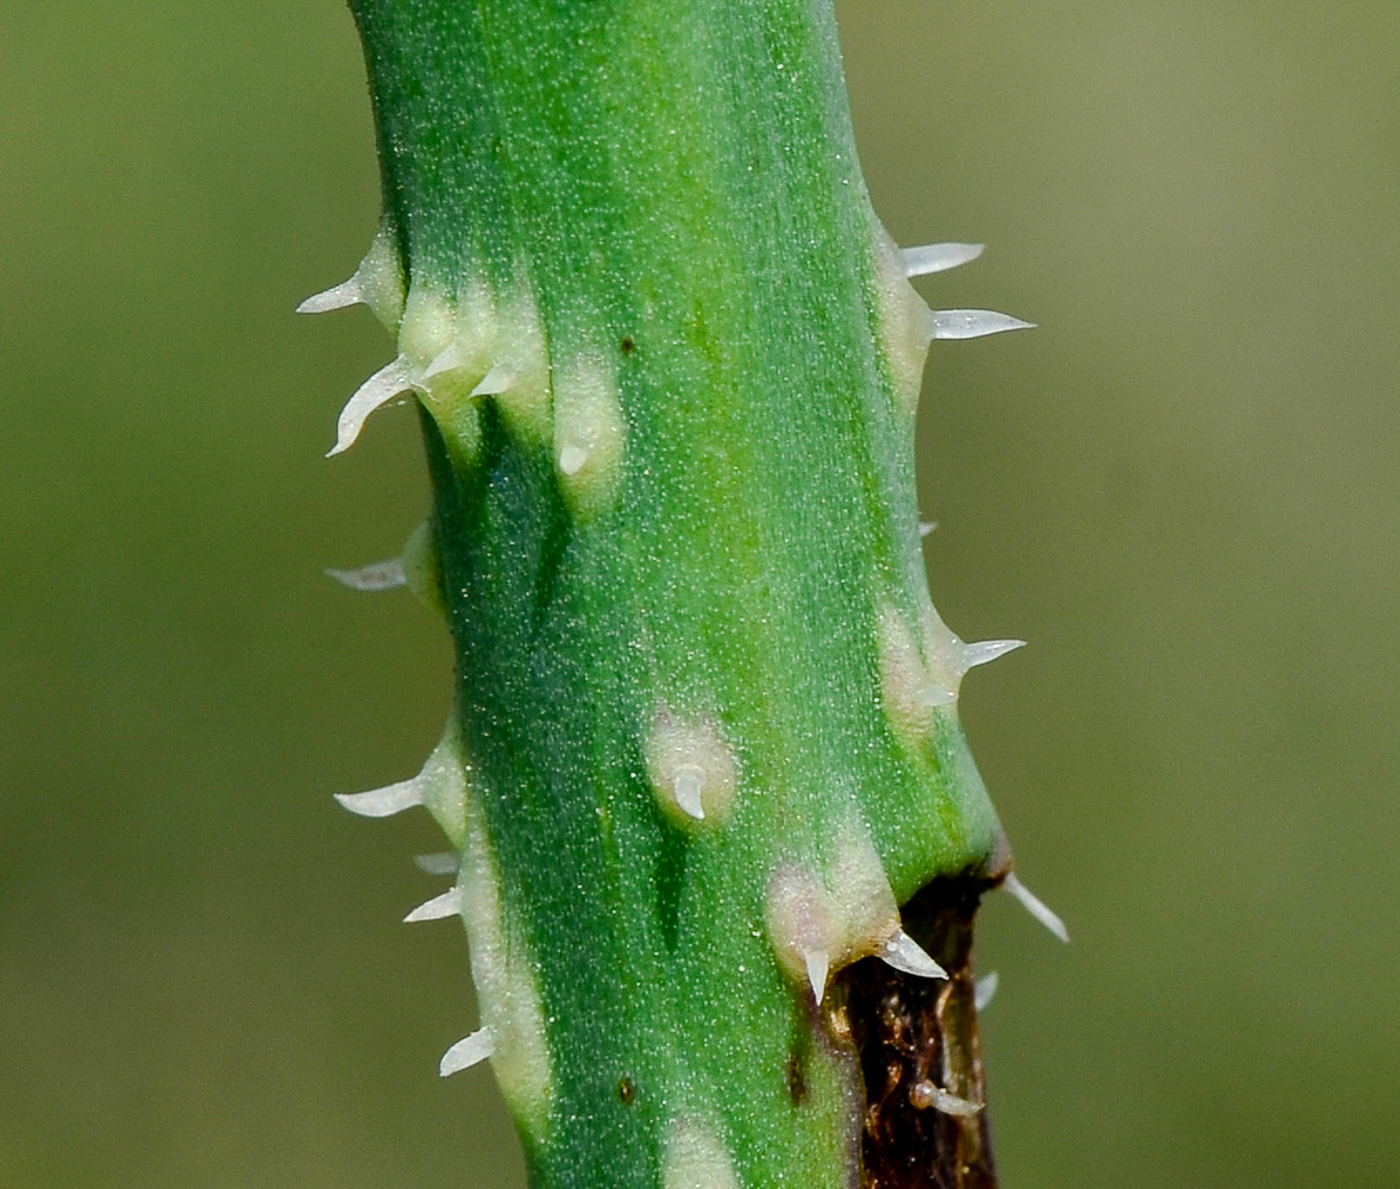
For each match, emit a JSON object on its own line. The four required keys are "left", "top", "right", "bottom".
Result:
{"left": 785, "top": 1049, "right": 808, "bottom": 1106}
{"left": 617, "top": 1076, "right": 635, "bottom": 1106}
{"left": 620, "top": 336, "right": 635, "bottom": 355}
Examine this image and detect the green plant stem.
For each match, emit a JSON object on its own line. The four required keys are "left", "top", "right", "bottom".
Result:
{"left": 329, "top": 2, "right": 1019, "bottom": 1186}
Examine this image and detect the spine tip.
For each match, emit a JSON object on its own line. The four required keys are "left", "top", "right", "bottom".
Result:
{"left": 324, "top": 557, "right": 407, "bottom": 592}
{"left": 927, "top": 309, "right": 1036, "bottom": 341}
{"left": 1004, "top": 873, "right": 1069, "bottom": 943}
{"left": 974, "top": 971, "right": 1000, "bottom": 1012}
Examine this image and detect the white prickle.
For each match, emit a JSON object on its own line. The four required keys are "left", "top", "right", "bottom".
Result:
{"left": 297, "top": 276, "right": 364, "bottom": 315}
{"left": 960, "top": 639, "right": 1026, "bottom": 670}
{"left": 927, "top": 309, "right": 1036, "bottom": 341}
{"left": 404, "top": 888, "right": 462, "bottom": 923}
{"left": 297, "top": 220, "right": 404, "bottom": 328}
{"left": 557, "top": 444, "right": 589, "bottom": 475}
{"left": 419, "top": 341, "right": 509, "bottom": 404}
{"left": 769, "top": 817, "right": 912, "bottom": 1000}
{"left": 879, "top": 928, "right": 948, "bottom": 980}
{"left": 901, "top": 242, "right": 984, "bottom": 277}
{"left": 803, "top": 949, "right": 831, "bottom": 1001}
{"left": 312, "top": 260, "right": 552, "bottom": 462}
{"left": 883, "top": 602, "right": 1019, "bottom": 743}
{"left": 910, "top": 1079, "right": 983, "bottom": 1117}
{"left": 333, "top": 722, "right": 470, "bottom": 844}
{"left": 919, "top": 605, "right": 1025, "bottom": 709}
{"left": 334, "top": 778, "right": 424, "bottom": 819}
{"left": 324, "top": 557, "right": 407, "bottom": 592}
{"left": 439, "top": 1027, "right": 496, "bottom": 1077}
{"left": 422, "top": 341, "right": 466, "bottom": 382}
{"left": 414, "top": 852, "right": 459, "bottom": 877}
{"left": 769, "top": 825, "right": 948, "bottom": 1000}
{"left": 918, "top": 520, "right": 937, "bottom": 539}
{"left": 326, "top": 355, "right": 417, "bottom": 457}
{"left": 470, "top": 362, "right": 514, "bottom": 396}
{"left": 1004, "top": 872, "right": 1070, "bottom": 943}
{"left": 974, "top": 971, "right": 999, "bottom": 1012}
{"left": 672, "top": 766, "right": 706, "bottom": 820}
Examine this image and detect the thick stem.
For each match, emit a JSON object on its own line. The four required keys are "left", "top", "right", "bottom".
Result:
{"left": 323, "top": 2, "right": 1029, "bottom": 1187}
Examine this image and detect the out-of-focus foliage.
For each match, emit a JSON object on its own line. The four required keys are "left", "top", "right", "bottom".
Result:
{"left": 1, "top": 2, "right": 1396, "bottom": 1185}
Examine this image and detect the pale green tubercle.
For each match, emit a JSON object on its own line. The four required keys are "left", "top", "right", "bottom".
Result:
{"left": 873, "top": 226, "right": 937, "bottom": 417}
{"left": 451, "top": 793, "right": 553, "bottom": 1141}
{"left": 399, "top": 519, "right": 445, "bottom": 619}
{"left": 661, "top": 1116, "right": 741, "bottom": 1189}
{"left": 550, "top": 350, "right": 626, "bottom": 520}
{"left": 643, "top": 708, "right": 739, "bottom": 827}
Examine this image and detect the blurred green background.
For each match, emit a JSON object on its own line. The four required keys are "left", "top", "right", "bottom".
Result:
{"left": 2, "top": 1, "right": 1396, "bottom": 1185}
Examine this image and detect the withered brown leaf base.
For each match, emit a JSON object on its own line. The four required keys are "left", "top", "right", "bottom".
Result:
{"left": 838, "top": 867, "right": 1006, "bottom": 1189}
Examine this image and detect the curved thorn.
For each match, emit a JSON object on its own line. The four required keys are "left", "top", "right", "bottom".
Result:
{"left": 673, "top": 766, "right": 706, "bottom": 820}
{"left": 470, "top": 362, "right": 514, "bottom": 396}
{"left": 803, "top": 948, "right": 830, "bottom": 1002}
{"left": 974, "top": 971, "right": 999, "bottom": 1013}
{"left": 297, "top": 277, "right": 364, "bottom": 315}
{"left": 327, "top": 356, "right": 415, "bottom": 457}
{"left": 911, "top": 1078, "right": 983, "bottom": 1115}
{"left": 901, "top": 242, "right": 984, "bottom": 277}
{"left": 333, "top": 778, "right": 423, "bottom": 819}
{"left": 960, "top": 639, "right": 1026, "bottom": 672}
{"left": 1004, "top": 872, "right": 1069, "bottom": 942}
{"left": 928, "top": 309, "right": 1036, "bottom": 341}
{"left": 880, "top": 928, "right": 949, "bottom": 980}
{"left": 931, "top": 1086, "right": 984, "bottom": 1117}
{"left": 422, "top": 342, "right": 465, "bottom": 382}
{"left": 324, "top": 557, "right": 407, "bottom": 592}
{"left": 918, "top": 520, "right": 937, "bottom": 539}
{"left": 404, "top": 888, "right": 462, "bottom": 923}
{"left": 439, "top": 1027, "right": 495, "bottom": 1077}
{"left": 414, "top": 852, "right": 459, "bottom": 877}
